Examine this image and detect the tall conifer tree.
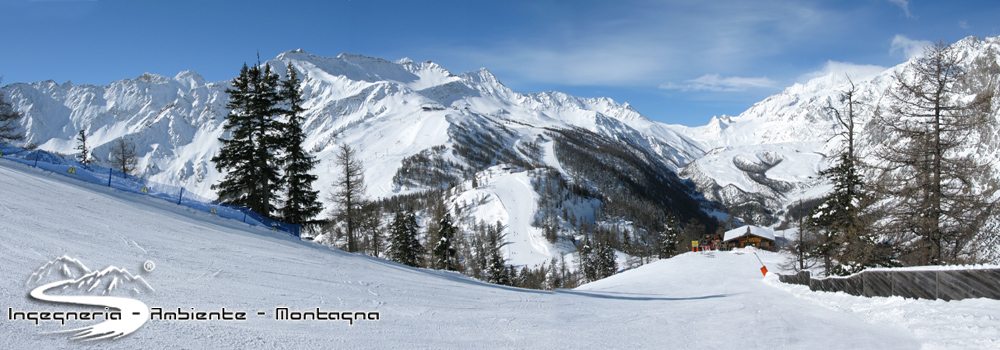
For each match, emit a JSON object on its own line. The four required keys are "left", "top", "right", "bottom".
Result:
{"left": 212, "top": 61, "right": 283, "bottom": 217}
{"left": 332, "top": 142, "right": 367, "bottom": 252}
{"left": 277, "top": 63, "right": 322, "bottom": 224}
{"left": 432, "top": 213, "right": 459, "bottom": 271}
{"left": 388, "top": 211, "right": 424, "bottom": 267}
{"left": 805, "top": 79, "right": 874, "bottom": 276}
{"left": 484, "top": 222, "right": 509, "bottom": 285}
{"left": 658, "top": 212, "right": 680, "bottom": 258}
{"left": 872, "top": 42, "right": 999, "bottom": 265}
{"left": 75, "top": 130, "right": 90, "bottom": 165}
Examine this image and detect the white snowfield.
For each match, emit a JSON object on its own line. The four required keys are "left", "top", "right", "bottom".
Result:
{"left": 455, "top": 169, "right": 555, "bottom": 267}
{"left": 1, "top": 160, "right": 997, "bottom": 349}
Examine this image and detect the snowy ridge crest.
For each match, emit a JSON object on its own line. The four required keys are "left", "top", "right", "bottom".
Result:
{"left": 678, "top": 35, "right": 1000, "bottom": 226}
{"left": 3, "top": 48, "right": 706, "bottom": 269}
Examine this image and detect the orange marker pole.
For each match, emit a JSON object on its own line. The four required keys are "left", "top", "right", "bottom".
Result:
{"left": 753, "top": 252, "right": 768, "bottom": 276}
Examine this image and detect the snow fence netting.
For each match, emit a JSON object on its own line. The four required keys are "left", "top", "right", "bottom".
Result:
{"left": 0, "top": 145, "right": 300, "bottom": 237}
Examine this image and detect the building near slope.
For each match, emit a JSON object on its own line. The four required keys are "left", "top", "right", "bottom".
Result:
{"left": 723, "top": 225, "right": 776, "bottom": 251}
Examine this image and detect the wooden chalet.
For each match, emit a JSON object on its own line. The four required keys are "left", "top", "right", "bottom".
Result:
{"left": 722, "top": 225, "right": 776, "bottom": 251}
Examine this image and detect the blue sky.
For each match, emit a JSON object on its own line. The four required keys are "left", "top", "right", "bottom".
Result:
{"left": 1, "top": 0, "right": 998, "bottom": 126}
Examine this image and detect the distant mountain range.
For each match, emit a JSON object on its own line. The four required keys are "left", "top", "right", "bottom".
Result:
{"left": 5, "top": 36, "right": 999, "bottom": 267}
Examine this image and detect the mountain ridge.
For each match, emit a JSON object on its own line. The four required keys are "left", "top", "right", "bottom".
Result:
{"left": 3, "top": 50, "right": 711, "bottom": 268}
{"left": 5, "top": 35, "right": 999, "bottom": 265}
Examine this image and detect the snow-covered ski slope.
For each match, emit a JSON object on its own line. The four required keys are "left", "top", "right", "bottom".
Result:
{"left": 2, "top": 160, "right": 998, "bottom": 349}
{"left": 455, "top": 169, "right": 555, "bottom": 266}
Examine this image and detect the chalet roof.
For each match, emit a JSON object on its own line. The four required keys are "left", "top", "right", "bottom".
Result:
{"left": 723, "top": 225, "right": 775, "bottom": 242}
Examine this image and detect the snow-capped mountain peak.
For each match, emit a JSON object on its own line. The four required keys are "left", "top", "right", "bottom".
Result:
{"left": 173, "top": 70, "right": 207, "bottom": 89}
{"left": 7, "top": 35, "right": 999, "bottom": 263}
{"left": 271, "top": 51, "right": 461, "bottom": 92}
{"left": 3, "top": 49, "right": 710, "bottom": 269}
{"left": 678, "top": 35, "right": 1000, "bottom": 226}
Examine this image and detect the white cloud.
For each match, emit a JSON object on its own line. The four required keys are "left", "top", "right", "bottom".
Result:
{"left": 440, "top": 0, "right": 839, "bottom": 87}
{"left": 959, "top": 20, "right": 971, "bottom": 30}
{"left": 886, "top": 0, "right": 914, "bottom": 18}
{"left": 796, "top": 61, "right": 888, "bottom": 84}
{"left": 460, "top": 42, "right": 674, "bottom": 86}
{"left": 660, "top": 74, "right": 777, "bottom": 92}
{"left": 890, "top": 34, "right": 933, "bottom": 59}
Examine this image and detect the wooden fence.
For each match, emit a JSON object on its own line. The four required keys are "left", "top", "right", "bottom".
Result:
{"left": 778, "top": 268, "right": 1000, "bottom": 301}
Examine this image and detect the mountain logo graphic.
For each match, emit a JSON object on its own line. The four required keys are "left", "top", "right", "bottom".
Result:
{"left": 24, "top": 255, "right": 154, "bottom": 341}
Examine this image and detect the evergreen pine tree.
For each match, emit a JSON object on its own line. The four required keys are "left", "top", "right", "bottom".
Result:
{"left": 545, "top": 256, "right": 562, "bottom": 289}
{"left": 432, "top": 213, "right": 459, "bottom": 271}
{"left": 598, "top": 242, "right": 618, "bottom": 278}
{"left": 75, "top": 130, "right": 90, "bottom": 165}
{"left": 658, "top": 212, "right": 680, "bottom": 258}
{"left": 212, "top": 61, "right": 284, "bottom": 217}
{"left": 804, "top": 80, "right": 870, "bottom": 276}
{"left": 484, "top": 222, "right": 509, "bottom": 285}
{"left": 806, "top": 152, "right": 870, "bottom": 275}
{"left": 277, "top": 63, "right": 322, "bottom": 224}
{"left": 579, "top": 237, "right": 598, "bottom": 281}
{"left": 581, "top": 239, "right": 618, "bottom": 281}
{"left": 388, "top": 210, "right": 424, "bottom": 267}
{"left": 580, "top": 227, "right": 618, "bottom": 281}
{"left": 486, "top": 248, "right": 508, "bottom": 285}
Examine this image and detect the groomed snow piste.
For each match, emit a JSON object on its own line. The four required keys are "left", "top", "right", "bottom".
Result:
{"left": 1, "top": 160, "right": 998, "bottom": 349}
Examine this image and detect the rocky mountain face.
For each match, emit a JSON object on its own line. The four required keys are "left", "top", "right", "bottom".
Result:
{"left": 5, "top": 36, "right": 999, "bottom": 265}
{"left": 678, "top": 36, "right": 1000, "bottom": 226}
